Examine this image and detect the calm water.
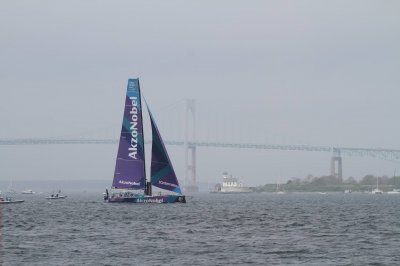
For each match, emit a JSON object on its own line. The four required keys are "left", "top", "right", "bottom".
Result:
{"left": 1, "top": 192, "right": 400, "bottom": 265}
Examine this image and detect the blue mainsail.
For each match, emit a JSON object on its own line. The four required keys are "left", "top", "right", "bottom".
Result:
{"left": 146, "top": 105, "right": 182, "bottom": 194}
{"left": 112, "top": 79, "right": 146, "bottom": 189}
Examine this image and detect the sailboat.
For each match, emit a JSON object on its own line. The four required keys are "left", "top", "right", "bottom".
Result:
{"left": 276, "top": 175, "right": 285, "bottom": 194}
{"left": 387, "top": 169, "right": 400, "bottom": 194}
{"left": 371, "top": 176, "right": 383, "bottom": 194}
{"left": 104, "top": 78, "right": 186, "bottom": 204}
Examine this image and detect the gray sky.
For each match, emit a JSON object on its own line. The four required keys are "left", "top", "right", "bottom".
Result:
{"left": 1, "top": 1, "right": 400, "bottom": 186}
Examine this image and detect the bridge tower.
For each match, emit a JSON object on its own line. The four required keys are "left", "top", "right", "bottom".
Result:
{"left": 331, "top": 148, "right": 343, "bottom": 180}
{"left": 183, "top": 99, "right": 198, "bottom": 193}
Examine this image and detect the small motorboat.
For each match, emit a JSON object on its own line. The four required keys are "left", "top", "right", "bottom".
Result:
{"left": 46, "top": 190, "right": 67, "bottom": 200}
{"left": 0, "top": 196, "right": 24, "bottom": 204}
{"left": 46, "top": 194, "right": 67, "bottom": 199}
{"left": 21, "top": 189, "right": 36, "bottom": 194}
{"left": 387, "top": 189, "right": 400, "bottom": 194}
{"left": 371, "top": 188, "right": 383, "bottom": 194}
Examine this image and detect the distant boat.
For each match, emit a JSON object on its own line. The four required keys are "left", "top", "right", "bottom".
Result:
{"left": 371, "top": 188, "right": 383, "bottom": 194}
{"left": 344, "top": 189, "right": 352, "bottom": 193}
{"left": 317, "top": 192, "right": 327, "bottom": 195}
{"left": 387, "top": 189, "right": 400, "bottom": 194}
{"left": 276, "top": 176, "right": 286, "bottom": 194}
{"left": 211, "top": 172, "right": 252, "bottom": 193}
{"left": 46, "top": 190, "right": 66, "bottom": 199}
{"left": 371, "top": 176, "right": 383, "bottom": 194}
{"left": 0, "top": 195, "right": 24, "bottom": 204}
{"left": 46, "top": 195, "right": 67, "bottom": 199}
{"left": 104, "top": 78, "right": 186, "bottom": 204}
{"left": 388, "top": 169, "right": 400, "bottom": 194}
{"left": 21, "top": 189, "right": 36, "bottom": 194}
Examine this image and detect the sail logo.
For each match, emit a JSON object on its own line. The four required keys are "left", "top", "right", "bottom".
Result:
{"left": 119, "top": 180, "right": 140, "bottom": 186}
{"left": 128, "top": 96, "right": 139, "bottom": 159}
{"left": 159, "top": 180, "right": 178, "bottom": 188}
{"left": 137, "top": 198, "right": 164, "bottom": 203}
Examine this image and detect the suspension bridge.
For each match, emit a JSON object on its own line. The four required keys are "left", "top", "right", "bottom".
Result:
{"left": 2, "top": 100, "right": 400, "bottom": 192}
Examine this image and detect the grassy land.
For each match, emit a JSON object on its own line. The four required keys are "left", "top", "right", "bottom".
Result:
{"left": 256, "top": 183, "right": 398, "bottom": 193}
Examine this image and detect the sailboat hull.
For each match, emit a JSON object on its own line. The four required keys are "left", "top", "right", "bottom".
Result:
{"left": 107, "top": 195, "right": 186, "bottom": 203}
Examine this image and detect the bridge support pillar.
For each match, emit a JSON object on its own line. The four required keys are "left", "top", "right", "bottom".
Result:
{"left": 183, "top": 99, "right": 198, "bottom": 193}
{"left": 331, "top": 149, "right": 343, "bottom": 180}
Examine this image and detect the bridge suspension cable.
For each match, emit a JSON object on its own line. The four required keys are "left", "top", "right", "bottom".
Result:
{"left": 1, "top": 138, "right": 400, "bottom": 160}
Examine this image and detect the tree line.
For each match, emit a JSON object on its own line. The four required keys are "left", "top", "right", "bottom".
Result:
{"left": 286, "top": 174, "right": 400, "bottom": 187}
{"left": 257, "top": 174, "right": 400, "bottom": 192}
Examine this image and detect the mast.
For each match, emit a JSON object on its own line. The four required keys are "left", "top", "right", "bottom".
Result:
{"left": 137, "top": 79, "right": 147, "bottom": 185}
{"left": 377, "top": 176, "right": 379, "bottom": 189}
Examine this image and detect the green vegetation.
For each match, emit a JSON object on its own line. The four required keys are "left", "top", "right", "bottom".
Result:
{"left": 257, "top": 175, "right": 400, "bottom": 192}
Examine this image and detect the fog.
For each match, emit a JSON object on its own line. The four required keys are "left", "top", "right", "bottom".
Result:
{"left": 1, "top": 1, "right": 400, "bottom": 187}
